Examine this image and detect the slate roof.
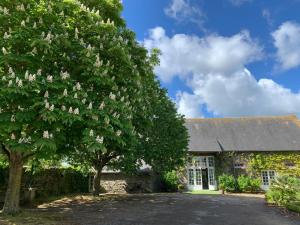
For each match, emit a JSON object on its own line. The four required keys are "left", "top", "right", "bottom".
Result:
{"left": 185, "top": 115, "right": 300, "bottom": 152}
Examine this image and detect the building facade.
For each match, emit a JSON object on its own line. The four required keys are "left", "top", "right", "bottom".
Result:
{"left": 93, "top": 115, "right": 300, "bottom": 193}
{"left": 184, "top": 115, "right": 300, "bottom": 191}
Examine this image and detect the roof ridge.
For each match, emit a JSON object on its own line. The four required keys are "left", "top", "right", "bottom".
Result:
{"left": 186, "top": 114, "right": 298, "bottom": 121}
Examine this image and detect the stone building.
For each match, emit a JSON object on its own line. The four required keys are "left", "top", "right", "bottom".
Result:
{"left": 93, "top": 115, "right": 300, "bottom": 193}
{"left": 185, "top": 115, "right": 300, "bottom": 191}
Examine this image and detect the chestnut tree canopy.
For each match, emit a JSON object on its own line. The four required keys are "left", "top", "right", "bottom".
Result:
{"left": 0, "top": 0, "right": 188, "bottom": 214}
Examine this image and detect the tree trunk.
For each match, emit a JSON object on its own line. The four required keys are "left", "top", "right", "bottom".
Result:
{"left": 93, "top": 166, "right": 103, "bottom": 196}
{"left": 2, "top": 152, "right": 23, "bottom": 215}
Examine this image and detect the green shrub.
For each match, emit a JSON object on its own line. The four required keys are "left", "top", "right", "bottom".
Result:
{"left": 218, "top": 174, "right": 236, "bottom": 192}
{"left": 237, "top": 175, "right": 261, "bottom": 192}
{"left": 266, "top": 175, "right": 300, "bottom": 206}
{"left": 162, "top": 171, "right": 180, "bottom": 192}
{"left": 286, "top": 202, "right": 300, "bottom": 213}
{"left": 177, "top": 184, "right": 185, "bottom": 192}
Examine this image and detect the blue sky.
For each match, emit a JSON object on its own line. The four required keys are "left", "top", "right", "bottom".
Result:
{"left": 122, "top": 0, "right": 300, "bottom": 118}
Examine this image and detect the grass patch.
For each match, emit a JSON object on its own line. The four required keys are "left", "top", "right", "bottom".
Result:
{"left": 185, "top": 190, "right": 222, "bottom": 195}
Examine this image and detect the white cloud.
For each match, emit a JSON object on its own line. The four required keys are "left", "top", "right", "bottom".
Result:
{"left": 189, "top": 69, "right": 300, "bottom": 116}
{"left": 164, "top": 0, "right": 205, "bottom": 27}
{"left": 144, "top": 27, "right": 262, "bottom": 82}
{"left": 229, "top": 0, "right": 252, "bottom": 6}
{"left": 144, "top": 27, "right": 300, "bottom": 117}
{"left": 262, "top": 9, "right": 273, "bottom": 27}
{"left": 176, "top": 91, "right": 203, "bottom": 118}
{"left": 272, "top": 21, "right": 300, "bottom": 70}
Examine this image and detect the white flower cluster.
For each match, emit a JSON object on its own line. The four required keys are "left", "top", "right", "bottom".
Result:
{"left": 75, "top": 82, "right": 81, "bottom": 90}
{"left": 109, "top": 92, "right": 116, "bottom": 100}
{"left": 63, "top": 89, "right": 68, "bottom": 96}
{"left": 8, "top": 67, "right": 15, "bottom": 78}
{"left": 79, "top": 4, "right": 99, "bottom": 16}
{"left": 94, "top": 54, "right": 103, "bottom": 68}
{"left": 113, "top": 112, "right": 120, "bottom": 119}
{"left": 0, "top": 6, "right": 9, "bottom": 15}
{"left": 101, "top": 18, "right": 114, "bottom": 26}
{"left": 45, "top": 102, "right": 54, "bottom": 111}
{"left": 61, "top": 105, "right": 79, "bottom": 115}
{"left": 47, "top": 75, "right": 53, "bottom": 82}
{"left": 24, "top": 71, "right": 37, "bottom": 82}
{"left": 43, "top": 130, "right": 53, "bottom": 139}
{"left": 18, "top": 136, "right": 32, "bottom": 144}
{"left": 75, "top": 27, "right": 79, "bottom": 39}
{"left": 60, "top": 71, "right": 70, "bottom": 80}
{"left": 4, "top": 32, "right": 10, "bottom": 39}
{"left": 16, "top": 4, "right": 25, "bottom": 11}
{"left": 116, "top": 130, "right": 122, "bottom": 136}
{"left": 96, "top": 135, "right": 103, "bottom": 143}
{"left": 89, "top": 130, "right": 104, "bottom": 143}
{"left": 74, "top": 108, "right": 79, "bottom": 114}
{"left": 48, "top": 5, "right": 52, "bottom": 13}
{"left": 44, "top": 32, "right": 53, "bottom": 43}
{"left": 2, "top": 47, "right": 8, "bottom": 55}
{"left": 99, "top": 101, "right": 105, "bottom": 110}
{"left": 89, "top": 129, "right": 94, "bottom": 136}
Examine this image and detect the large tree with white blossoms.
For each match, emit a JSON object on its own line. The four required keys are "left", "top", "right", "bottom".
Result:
{"left": 0, "top": 0, "right": 188, "bottom": 214}
{"left": 0, "top": 0, "right": 137, "bottom": 214}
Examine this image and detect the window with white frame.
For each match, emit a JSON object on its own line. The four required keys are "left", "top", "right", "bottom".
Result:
{"left": 208, "top": 156, "right": 214, "bottom": 167}
{"left": 208, "top": 168, "right": 215, "bottom": 185}
{"left": 261, "top": 170, "right": 276, "bottom": 186}
{"left": 200, "top": 157, "right": 207, "bottom": 168}
{"left": 195, "top": 169, "right": 202, "bottom": 185}
{"left": 194, "top": 158, "right": 200, "bottom": 167}
{"left": 188, "top": 169, "right": 194, "bottom": 185}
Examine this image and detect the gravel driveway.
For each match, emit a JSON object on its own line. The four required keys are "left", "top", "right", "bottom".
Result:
{"left": 61, "top": 193, "right": 300, "bottom": 225}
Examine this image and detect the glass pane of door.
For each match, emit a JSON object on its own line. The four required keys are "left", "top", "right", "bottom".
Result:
{"left": 208, "top": 168, "right": 215, "bottom": 185}
{"left": 188, "top": 169, "right": 194, "bottom": 185}
{"left": 195, "top": 169, "right": 202, "bottom": 185}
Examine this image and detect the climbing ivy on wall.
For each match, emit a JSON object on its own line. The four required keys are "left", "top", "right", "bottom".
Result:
{"left": 215, "top": 152, "right": 300, "bottom": 178}
{"left": 247, "top": 152, "right": 300, "bottom": 176}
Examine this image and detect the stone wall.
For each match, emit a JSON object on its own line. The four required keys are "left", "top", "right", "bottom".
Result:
{"left": 0, "top": 168, "right": 89, "bottom": 203}
{"left": 94, "top": 172, "right": 159, "bottom": 194}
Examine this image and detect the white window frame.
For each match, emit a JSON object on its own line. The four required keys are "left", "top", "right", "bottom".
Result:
{"left": 261, "top": 170, "right": 276, "bottom": 189}
{"left": 187, "top": 156, "right": 216, "bottom": 191}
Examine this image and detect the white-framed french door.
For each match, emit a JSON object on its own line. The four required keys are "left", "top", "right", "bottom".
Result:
{"left": 187, "top": 168, "right": 202, "bottom": 190}
{"left": 187, "top": 156, "right": 217, "bottom": 191}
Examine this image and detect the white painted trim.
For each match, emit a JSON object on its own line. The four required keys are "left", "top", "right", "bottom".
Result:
{"left": 187, "top": 156, "right": 216, "bottom": 191}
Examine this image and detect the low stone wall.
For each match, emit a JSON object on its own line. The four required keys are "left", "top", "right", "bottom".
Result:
{"left": 96, "top": 172, "right": 159, "bottom": 194}
{"left": 0, "top": 168, "right": 89, "bottom": 203}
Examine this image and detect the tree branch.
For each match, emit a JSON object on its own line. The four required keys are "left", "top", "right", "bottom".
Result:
{"left": 1, "top": 144, "right": 10, "bottom": 160}
{"left": 23, "top": 152, "right": 35, "bottom": 161}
